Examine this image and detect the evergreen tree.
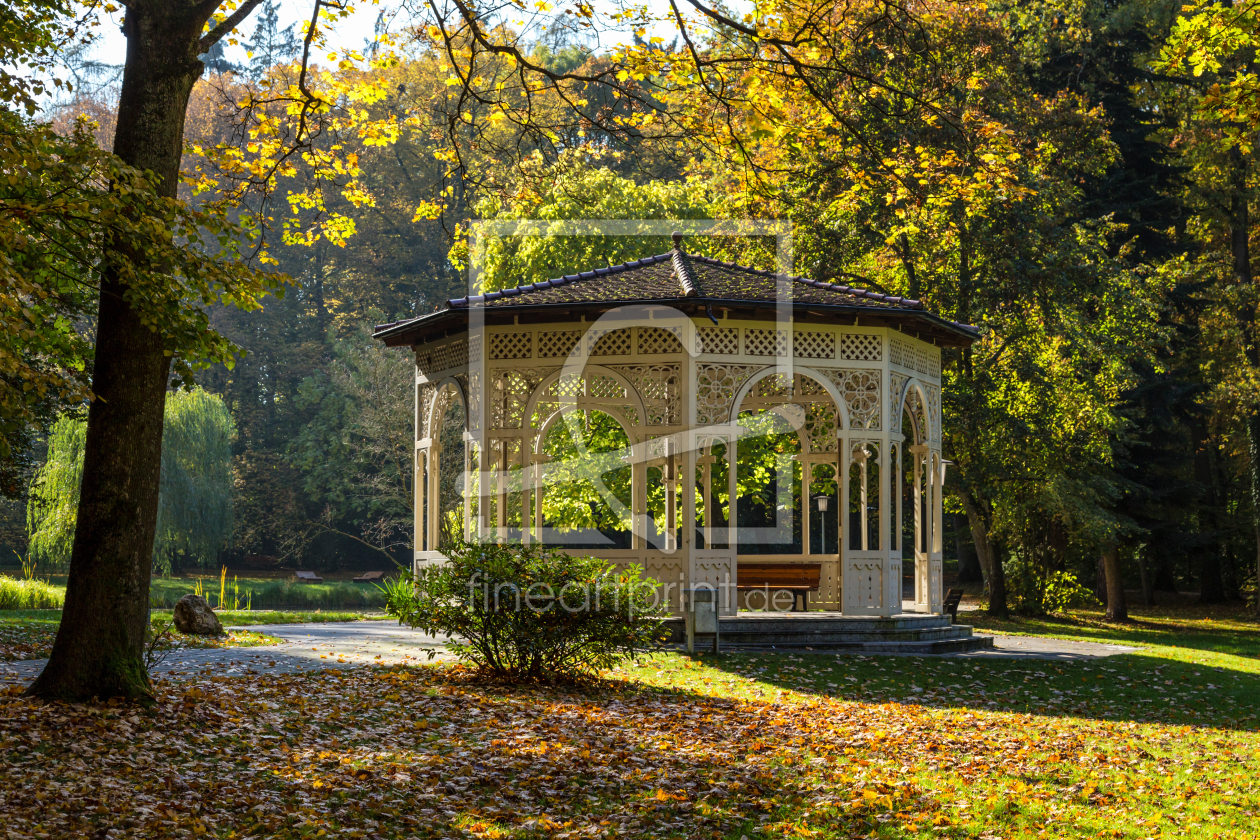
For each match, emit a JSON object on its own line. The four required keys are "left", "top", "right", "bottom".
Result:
{"left": 243, "top": 0, "right": 298, "bottom": 79}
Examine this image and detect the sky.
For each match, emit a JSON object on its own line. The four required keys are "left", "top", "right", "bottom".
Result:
{"left": 83, "top": 0, "right": 385, "bottom": 77}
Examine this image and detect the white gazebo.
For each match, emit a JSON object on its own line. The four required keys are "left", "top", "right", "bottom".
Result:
{"left": 374, "top": 236, "right": 977, "bottom": 618}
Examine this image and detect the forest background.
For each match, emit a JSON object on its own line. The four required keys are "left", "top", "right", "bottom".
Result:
{"left": 4, "top": 0, "right": 1260, "bottom": 617}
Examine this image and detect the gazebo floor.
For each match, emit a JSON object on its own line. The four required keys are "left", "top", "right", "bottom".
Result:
{"left": 663, "top": 607, "right": 993, "bottom": 653}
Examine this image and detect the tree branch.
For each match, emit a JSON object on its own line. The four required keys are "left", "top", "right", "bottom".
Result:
{"left": 199, "top": 0, "right": 268, "bottom": 52}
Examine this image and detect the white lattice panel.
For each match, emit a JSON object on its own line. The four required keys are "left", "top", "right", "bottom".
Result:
{"left": 840, "top": 333, "right": 882, "bottom": 362}
{"left": 797, "top": 375, "right": 827, "bottom": 397}
{"left": 753, "top": 373, "right": 792, "bottom": 398}
{"left": 548, "top": 374, "right": 583, "bottom": 399}
{"left": 889, "top": 338, "right": 908, "bottom": 368}
{"left": 698, "top": 327, "right": 739, "bottom": 355}
{"left": 488, "top": 332, "right": 531, "bottom": 360}
{"left": 432, "top": 340, "right": 468, "bottom": 372}
{"left": 590, "top": 329, "right": 632, "bottom": 356}
{"left": 794, "top": 330, "right": 835, "bottom": 359}
{"left": 916, "top": 346, "right": 941, "bottom": 379}
{"left": 639, "top": 327, "right": 684, "bottom": 354}
{"left": 610, "top": 364, "right": 680, "bottom": 425}
{"left": 537, "top": 330, "right": 581, "bottom": 358}
{"left": 587, "top": 374, "right": 627, "bottom": 399}
{"left": 745, "top": 328, "right": 789, "bottom": 356}
{"left": 489, "top": 368, "right": 553, "bottom": 429}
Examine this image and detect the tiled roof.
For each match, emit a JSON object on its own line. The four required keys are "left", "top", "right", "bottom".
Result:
{"left": 445, "top": 250, "right": 926, "bottom": 311}
{"left": 373, "top": 244, "right": 978, "bottom": 348}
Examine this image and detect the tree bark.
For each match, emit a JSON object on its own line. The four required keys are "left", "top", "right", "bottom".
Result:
{"left": 27, "top": 1, "right": 228, "bottom": 702}
{"left": 1137, "top": 553, "right": 1155, "bottom": 606}
{"left": 959, "top": 487, "right": 1006, "bottom": 616}
{"left": 954, "top": 513, "right": 982, "bottom": 583}
{"left": 1102, "top": 545, "right": 1127, "bottom": 622}
{"left": 1094, "top": 555, "right": 1108, "bottom": 606}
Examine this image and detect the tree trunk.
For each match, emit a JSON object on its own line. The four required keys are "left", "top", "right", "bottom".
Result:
{"left": 1094, "top": 555, "right": 1108, "bottom": 606}
{"left": 1103, "top": 546, "right": 1127, "bottom": 622}
{"left": 27, "top": 1, "right": 221, "bottom": 702}
{"left": 1199, "top": 433, "right": 1229, "bottom": 604}
{"left": 959, "top": 488, "right": 1006, "bottom": 617}
{"left": 954, "top": 514, "right": 982, "bottom": 583}
{"left": 1137, "top": 553, "right": 1155, "bottom": 606}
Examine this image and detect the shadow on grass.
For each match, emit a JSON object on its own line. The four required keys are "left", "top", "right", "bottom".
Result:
{"left": 687, "top": 648, "right": 1260, "bottom": 731}
{"left": 958, "top": 607, "right": 1260, "bottom": 659}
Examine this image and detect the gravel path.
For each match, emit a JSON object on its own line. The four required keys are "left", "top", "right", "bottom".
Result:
{"left": 0, "top": 621, "right": 1141, "bottom": 687}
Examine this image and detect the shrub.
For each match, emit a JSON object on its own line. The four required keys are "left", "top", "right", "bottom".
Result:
{"left": 0, "top": 576, "right": 65, "bottom": 609}
{"left": 382, "top": 541, "right": 667, "bottom": 681}
{"left": 1005, "top": 553, "right": 1099, "bottom": 616}
{"left": 1042, "top": 570, "right": 1099, "bottom": 614}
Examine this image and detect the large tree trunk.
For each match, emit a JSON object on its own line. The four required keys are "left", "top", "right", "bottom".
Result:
{"left": 1102, "top": 545, "right": 1127, "bottom": 622}
{"left": 959, "top": 488, "right": 1006, "bottom": 617}
{"left": 27, "top": 2, "right": 216, "bottom": 701}
{"left": 954, "top": 514, "right": 982, "bottom": 583}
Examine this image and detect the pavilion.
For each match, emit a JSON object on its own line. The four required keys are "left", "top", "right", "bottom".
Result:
{"left": 373, "top": 235, "right": 978, "bottom": 619}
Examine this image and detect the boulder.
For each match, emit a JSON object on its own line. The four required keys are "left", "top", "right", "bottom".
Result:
{"left": 172, "top": 594, "right": 224, "bottom": 636}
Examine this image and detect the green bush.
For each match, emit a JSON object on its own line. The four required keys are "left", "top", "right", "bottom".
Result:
{"left": 1005, "top": 553, "right": 1099, "bottom": 615}
{"left": 0, "top": 576, "right": 65, "bottom": 610}
{"left": 382, "top": 541, "right": 667, "bottom": 682}
{"left": 1042, "top": 570, "right": 1099, "bottom": 614}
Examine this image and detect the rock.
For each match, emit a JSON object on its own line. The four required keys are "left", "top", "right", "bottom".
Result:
{"left": 172, "top": 594, "right": 224, "bottom": 636}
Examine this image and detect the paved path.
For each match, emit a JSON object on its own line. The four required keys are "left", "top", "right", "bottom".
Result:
{"left": 0, "top": 622, "right": 459, "bottom": 686}
{"left": 959, "top": 634, "right": 1139, "bottom": 660}
{"left": 0, "top": 623, "right": 1140, "bottom": 686}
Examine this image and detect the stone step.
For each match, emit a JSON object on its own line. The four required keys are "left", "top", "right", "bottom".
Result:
{"left": 717, "top": 635, "right": 995, "bottom": 654}
{"left": 716, "top": 615, "right": 957, "bottom": 633}
{"left": 661, "top": 613, "right": 994, "bottom": 653}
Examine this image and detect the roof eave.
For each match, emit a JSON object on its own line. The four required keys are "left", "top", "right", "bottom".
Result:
{"left": 373, "top": 296, "right": 978, "bottom": 348}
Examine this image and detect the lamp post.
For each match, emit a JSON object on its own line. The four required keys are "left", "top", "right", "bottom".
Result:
{"left": 814, "top": 494, "right": 830, "bottom": 554}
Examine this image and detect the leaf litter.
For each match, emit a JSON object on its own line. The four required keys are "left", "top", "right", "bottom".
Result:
{"left": 0, "top": 658, "right": 1257, "bottom": 839}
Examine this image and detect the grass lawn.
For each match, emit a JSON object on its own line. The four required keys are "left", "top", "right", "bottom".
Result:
{"left": 2, "top": 572, "right": 393, "bottom": 610}
{"left": 0, "top": 609, "right": 388, "bottom": 661}
{"left": 0, "top": 608, "right": 1256, "bottom": 838}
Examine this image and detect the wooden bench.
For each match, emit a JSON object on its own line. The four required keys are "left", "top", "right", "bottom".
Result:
{"left": 353, "top": 571, "right": 386, "bottom": 583}
{"left": 737, "top": 563, "right": 822, "bottom": 612}
{"left": 294, "top": 571, "right": 323, "bottom": 584}
{"left": 943, "top": 588, "right": 963, "bottom": 619}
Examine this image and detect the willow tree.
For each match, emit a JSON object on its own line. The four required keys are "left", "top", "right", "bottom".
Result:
{"left": 27, "top": 389, "right": 235, "bottom": 575}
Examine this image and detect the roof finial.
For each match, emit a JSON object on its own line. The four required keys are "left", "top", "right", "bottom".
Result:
{"left": 672, "top": 230, "right": 683, "bottom": 251}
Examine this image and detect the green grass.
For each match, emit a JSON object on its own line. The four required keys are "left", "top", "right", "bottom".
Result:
{"left": 148, "top": 575, "right": 389, "bottom": 609}
{"left": 150, "top": 608, "right": 390, "bottom": 627}
{"left": 600, "top": 609, "right": 1260, "bottom": 838}
{"left": 0, "top": 576, "right": 63, "bottom": 609}
{"left": 6, "top": 573, "right": 394, "bottom": 610}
